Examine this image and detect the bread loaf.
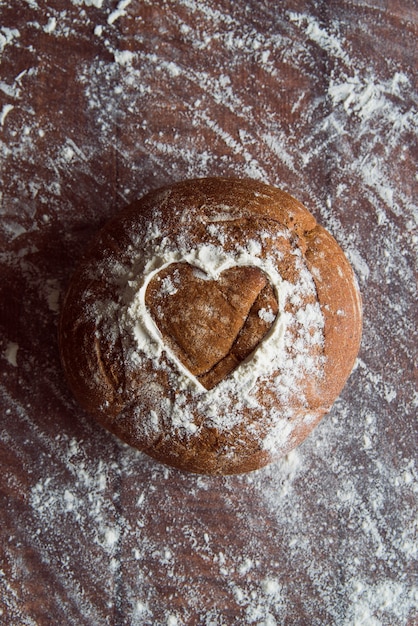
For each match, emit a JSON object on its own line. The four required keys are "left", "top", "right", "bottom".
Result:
{"left": 59, "top": 177, "right": 362, "bottom": 474}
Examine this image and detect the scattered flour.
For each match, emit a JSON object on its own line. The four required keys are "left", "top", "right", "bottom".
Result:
{"left": 0, "top": 104, "right": 14, "bottom": 127}
{"left": 3, "top": 342, "right": 19, "bottom": 367}
{"left": 0, "top": 27, "right": 20, "bottom": 54}
{"left": 0, "top": 1, "right": 416, "bottom": 625}
{"left": 71, "top": 0, "right": 104, "bottom": 8}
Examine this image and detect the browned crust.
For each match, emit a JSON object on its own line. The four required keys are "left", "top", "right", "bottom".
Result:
{"left": 305, "top": 226, "right": 363, "bottom": 406}
{"left": 59, "top": 177, "right": 362, "bottom": 475}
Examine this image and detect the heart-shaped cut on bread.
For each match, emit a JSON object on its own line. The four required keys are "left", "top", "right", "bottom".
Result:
{"left": 145, "top": 262, "right": 279, "bottom": 389}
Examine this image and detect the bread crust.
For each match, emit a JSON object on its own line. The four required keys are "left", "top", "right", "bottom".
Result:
{"left": 59, "top": 177, "right": 362, "bottom": 474}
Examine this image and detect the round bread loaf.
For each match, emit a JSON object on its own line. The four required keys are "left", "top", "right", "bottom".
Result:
{"left": 59, "top": 177, "right": 362, "bottom": 474}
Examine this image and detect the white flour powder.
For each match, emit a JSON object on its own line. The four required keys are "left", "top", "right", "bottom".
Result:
{"left": 0, "top": 1, "right": 416, "bottom": 624}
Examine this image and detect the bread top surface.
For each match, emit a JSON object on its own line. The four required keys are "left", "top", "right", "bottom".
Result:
{"left": 59, "top": 177, "right": 362, "bottom": 474}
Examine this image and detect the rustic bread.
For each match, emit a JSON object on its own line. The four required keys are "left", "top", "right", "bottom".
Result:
{"left": 59, "top": 177, "right": 362, "bottom": 474}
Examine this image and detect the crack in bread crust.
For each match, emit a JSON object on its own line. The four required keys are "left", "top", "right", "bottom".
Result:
{"left": 198, "top": 282, "right": 279, "bottom": 389}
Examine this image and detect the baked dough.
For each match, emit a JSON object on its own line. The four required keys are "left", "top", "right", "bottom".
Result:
{"left": 59, "top": 177, "right": 362, "bottom": 474}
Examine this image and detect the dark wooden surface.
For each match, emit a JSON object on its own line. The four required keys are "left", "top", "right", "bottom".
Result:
{"left": 1, "top": 1, "right": 417, "bottom": 624}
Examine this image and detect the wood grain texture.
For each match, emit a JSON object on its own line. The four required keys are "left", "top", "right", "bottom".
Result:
{"left": 0, "top": 0, "right": 417, "bottom": 624}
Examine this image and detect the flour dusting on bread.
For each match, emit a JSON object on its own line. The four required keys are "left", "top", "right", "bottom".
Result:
{"left": 59, "top": 177, "right": 362, "bottom": 474}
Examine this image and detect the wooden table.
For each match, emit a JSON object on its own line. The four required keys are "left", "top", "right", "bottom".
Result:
{"left": 1, "top": 1, "right": 417, "bottom": 624}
